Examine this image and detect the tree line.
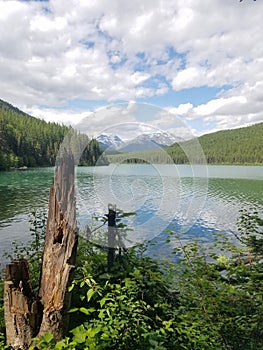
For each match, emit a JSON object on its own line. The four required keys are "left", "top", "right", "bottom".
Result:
{"left": 0, "top": 99, "right": 106, "bottom": 170}
{"left": 107, "top": 122, "right": 263, "bottom": 165}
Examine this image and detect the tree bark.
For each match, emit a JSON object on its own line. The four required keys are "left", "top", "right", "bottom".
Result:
{"left": 37, "top": 151, "right": 78, "bottom": 340}
{"left": 4, "top": 150, "right": 78, "bottom": 348}
{"left": 4, "top": 259, "right": 42, "bottom": 350}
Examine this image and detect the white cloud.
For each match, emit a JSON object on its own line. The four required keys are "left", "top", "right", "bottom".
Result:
{"left": 130, "top": 72, "right": 151, "bottom": 85}
{"left": 30, "top": 15, "right": 67, "bottom": 32}
{"left": 23, "top": 106, "right": 89, "bottom": 126}
{"left": 172, "top": 67, "right": 205, "bottom": 90}
{"left": 0, "top": 0, "right": 262, "bottom": 134}
{"left": 193, "top": 96, "right": 247, "bottom": 117}
{"left": 169, "top": 103, "right": 193, "bottom": 116}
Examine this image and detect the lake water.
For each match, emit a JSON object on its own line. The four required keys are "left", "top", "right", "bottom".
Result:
{"left": 0, "top": 164, "right": 263, "bottom": 265}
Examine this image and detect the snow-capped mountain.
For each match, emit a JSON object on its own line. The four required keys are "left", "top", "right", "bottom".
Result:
{"left": 96, "top": 134, "right": 124, "bottom": 151}
{"left": 141, "top": 132, "right": 177, "bottom": 147}
{"left": 119, "top": 132, "right": 178, "bottom": 152}
{"left": 97, "top": 132, "right": 178, "bottom": 152}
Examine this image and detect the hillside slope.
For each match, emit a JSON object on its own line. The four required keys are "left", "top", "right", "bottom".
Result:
{"left": 107, "top": 123, "right": 263, "bottom": 165}
{"left": 165, "top": 122, "right": 263, "bottom": 164}
{"left": 0, "top": 99, "right": 105, "bottom": 170}
{"left": 197, "top": 123, "right": 263, "bottom": 164}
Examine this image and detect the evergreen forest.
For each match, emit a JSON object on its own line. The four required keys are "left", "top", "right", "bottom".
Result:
{"left": 107, "top": 122, "right": 263, "bottom": 165}
{"left": 0, "top": 99, "right": 105, "bottom": 170}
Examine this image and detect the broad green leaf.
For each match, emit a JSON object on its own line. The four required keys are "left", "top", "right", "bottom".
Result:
{"left": 39, "top": 332, "right": 54, "bottom": 344}
{"left": 68, "top": 307, "right": 79, "bottom": 313}
{"left": 79, "top": 307, "right": 95, "bottom": 315}
{"left": 87, "top": 288, "right": 95, "bottom": 301}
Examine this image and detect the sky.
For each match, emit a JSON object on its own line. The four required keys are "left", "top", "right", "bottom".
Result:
{"left": 0, "top": 0, "right": 263, "bottom": 140}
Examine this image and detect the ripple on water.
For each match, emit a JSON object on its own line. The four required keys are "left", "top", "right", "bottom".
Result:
{"left": 1, "top": 165, "right": 263, "bottom": 261}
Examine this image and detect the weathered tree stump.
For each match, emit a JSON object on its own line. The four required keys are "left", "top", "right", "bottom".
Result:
{"left": 4, "top": 150, "right": 78, "bottom": 348}
{"left": 38, "top": 150, "right": 78, "bottom": 340}
{"left": 4, "top": 259, "right": 42, "bottom": 350}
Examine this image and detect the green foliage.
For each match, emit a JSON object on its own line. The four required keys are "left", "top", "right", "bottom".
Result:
{"left": 237, "top": 208, "right": 263, "bottom": 255}
{"left": 1, "top": 208, "right": 263, "bottom": 349}
{"left": 0, "top": 98, "right": 106, "bottom": 170}
{"left": 0, "top": 332, "right": 9, "bottom": 350}
{"left": 172, "top": 234, "right": 263, "bottom": 349}
{"left": 108, "top": 122, "right": 263, "bottom": 165}
{"left": 63, "top": 246, "right": 180, "bottom": 349}
{"left": 0, "top": 99, "right": 68, "bottom": 170}
{"left": 196, "top": 123, "right": 263, "bottom": 164}
{"left": 57, "top": 209, "right": 263, "bottom": 349}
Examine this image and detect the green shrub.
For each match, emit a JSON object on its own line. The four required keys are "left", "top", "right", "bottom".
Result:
{"left": 2, "top": 208, "right": 263, "bottom": 349}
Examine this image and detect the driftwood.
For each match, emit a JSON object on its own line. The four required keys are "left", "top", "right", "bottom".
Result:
{"left": 4, "top": 150, "right": 78, "bottom": 349}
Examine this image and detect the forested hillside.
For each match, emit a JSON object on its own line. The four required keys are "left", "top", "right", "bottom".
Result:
{"left": 0, "top": 99, "right": 105, "bottom": 170}
{"left": 107, "top": 123, "right": 263, "bottom": 165}
{"left": 196, "top": 123, "right": 263, "bottom": 164}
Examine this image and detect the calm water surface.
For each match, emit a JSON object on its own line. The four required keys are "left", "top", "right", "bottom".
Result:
{"left": 0, "top": 164, "right": 263, "bottom": 264}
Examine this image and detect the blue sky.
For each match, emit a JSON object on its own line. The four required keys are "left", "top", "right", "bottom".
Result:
{"left": 0, "top": 0, "right": 262, "bottom": 140}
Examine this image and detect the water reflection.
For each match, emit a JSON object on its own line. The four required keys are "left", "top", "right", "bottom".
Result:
{"left": 0, "top": 168, "right": 52, "bottom": 225}
{"left": 0, "top": 165, "right": 263, "bottom": 263}
{"left": 76, "top": 165, "right": 263, "bottom": 249}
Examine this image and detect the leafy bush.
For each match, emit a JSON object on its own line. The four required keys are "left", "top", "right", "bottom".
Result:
{"left": 1, "top": 209, "right": 263, "bottom": 349}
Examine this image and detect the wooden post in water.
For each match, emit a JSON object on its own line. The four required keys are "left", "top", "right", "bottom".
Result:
{"left": 4, "top": 149, "right": 78, "bottom": 348}
{"left": 107, "top": 204, "right": 116, "bottom": 270}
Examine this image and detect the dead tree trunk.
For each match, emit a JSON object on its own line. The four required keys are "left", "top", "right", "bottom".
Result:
{"left": 4, "top": 150, "right": 78, "bottom": 348}
{"left": 37, "top": 151, "right": 78, "bottom": 339}
{"left": 4, "top": 259, "right": 42, "bottom": 350}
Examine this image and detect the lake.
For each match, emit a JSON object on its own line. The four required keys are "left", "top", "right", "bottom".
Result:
{"left": 1, "top": 164, "right": 263, "bottom": 265}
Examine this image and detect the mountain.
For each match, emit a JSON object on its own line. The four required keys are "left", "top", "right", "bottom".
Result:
{"left": 96, "top": 134, "right": 124, "bottom": 151}
{"left": 96, "top": 132, "right": 178, "bottom": 153}
{"left": 0, "top": 99, "right": 106, "bottom": 170}
{"left": 107, "top": 123, "right": 263, "bottom": 165}
{"left": 0, "top": 99, "right": 31, "bottom": 117}
{"left": 144, "top": 132, "right": 178, "bottom": 147}
{"left": 119, "top": 132, "right": 178, "bottom": 152}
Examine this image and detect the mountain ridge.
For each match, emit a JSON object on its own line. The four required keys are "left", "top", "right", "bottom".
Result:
{"left": 96, "top": 131, "right": 178, "bottom": 153}
{"left": 0, "top": 99, "right": 31, "bottom": 118}
{"left": 1, "top": 98, "right": 262, "bottom": 167}
{"left": 107, "top": 122, "right": 263, "bottom": 165}
{"left": 96, "top": 134, "right": 124, "bottom": 150}
{"left": 0, "top": 98, "right": 105, "bottom": 170}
